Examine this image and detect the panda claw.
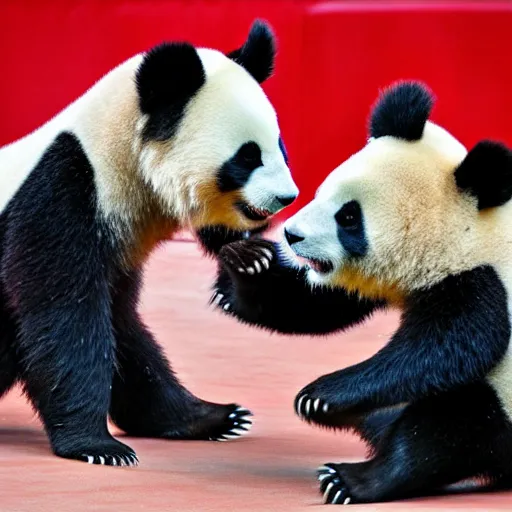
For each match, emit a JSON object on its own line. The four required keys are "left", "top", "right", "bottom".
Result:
{"left": 235, "top": 407, "right": 252, "bottom": 416}
{"left": 313, "top": 398, "right": 321, "bottom": 412}
{"left": 323, "top": 402, "right": 329, "bottom": 413}
{"left": 261, "top": 257, "right": 270, "bottom": 269}
{"left": 253, "top": 260, "right": 261, "bottom": 273}
{"left": 296, "top": 395, "right": 305, "bottom": 417}
{"left": 223, "top": 303, "right": 231, "bottom": 311}
{"left": 261, "top": 248, "right": 273, "bottom": 260}
{"left": 323, "top": 482, "right": 335, "bottom": 502}
{"left": 237, "top": 267, "right": 245, "bottom": 273}
{"left": 247, "top": 267, "right": 255, "bottom": 275}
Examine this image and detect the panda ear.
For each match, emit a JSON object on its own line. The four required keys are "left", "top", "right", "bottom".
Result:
{"left": 455, "top": 140, "right": 512, "bottom": 210}
{"left": 136, "top": 42, "right": 206, "bottom": 116}
{"left": 369, "top": 81, "right": 434, "bottom": 141}
{"left": 228, "top": 19, "right": 276, "bottom": 83}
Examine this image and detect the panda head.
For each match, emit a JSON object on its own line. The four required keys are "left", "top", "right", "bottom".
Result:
{"left": 283, "top": 81, "right": 512, "bottom": 303}
{"left": 134, "top": 19, "right": 298, "bottom": 232}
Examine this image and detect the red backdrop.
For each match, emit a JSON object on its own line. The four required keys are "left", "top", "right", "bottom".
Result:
{"left": 2, "top": 0, "right": 511, "bottom": 218}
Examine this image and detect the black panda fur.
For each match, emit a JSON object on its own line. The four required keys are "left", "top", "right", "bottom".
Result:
{"left": 211, "top": 82, "right": 512, "bottom": 503}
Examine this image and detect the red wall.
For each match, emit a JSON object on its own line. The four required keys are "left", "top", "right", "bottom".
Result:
{"left": 2, "top": 0, "right": 511, "bottom": 218}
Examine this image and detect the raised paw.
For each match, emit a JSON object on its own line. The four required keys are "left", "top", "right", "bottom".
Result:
{"left": 295, "top": 393, "right": 332, "bottom": 424}
{"left": 318, "top": 464, "right": 353, "bottom": 505}
{"left": 219, "top": 239, "right": 276, "bottom": 276}
{"left": 54, "top": 436, "right": 138, "bottom": 467}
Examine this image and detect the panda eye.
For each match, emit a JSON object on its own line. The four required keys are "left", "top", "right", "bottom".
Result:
{"left": 335, "top": 201, "right": 362, "bottom": 230}
{"left": 237, "top": 142, "right": 262, "bottom": 168}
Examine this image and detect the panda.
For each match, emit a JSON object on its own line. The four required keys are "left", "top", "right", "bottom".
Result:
{"left": 210, "top": 80, "right": 512, "bottom": 504}
{"left": 0, "top": 19, "right": 298, "bottom": 466}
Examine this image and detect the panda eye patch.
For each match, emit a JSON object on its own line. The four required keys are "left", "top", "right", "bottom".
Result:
{"left": 335, "top": 201, "right": 362, "bottom": 230}
{"left": 236, "top": 142, "right": 262, "bottom": 169}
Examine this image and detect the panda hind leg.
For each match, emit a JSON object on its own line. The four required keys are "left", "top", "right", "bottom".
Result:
{"left": 318, "top": 382, "right": 512, "bottom": 505}
{"left": 109, "top": 270, "right": 252, "bottom": 442}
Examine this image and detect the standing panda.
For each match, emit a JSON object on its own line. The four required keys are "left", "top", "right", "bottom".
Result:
{"left": 211, "top": 81, "right": 512, "bottom": 503}
{"left": 0, "top": 20, "right": 298, "bottom": 466}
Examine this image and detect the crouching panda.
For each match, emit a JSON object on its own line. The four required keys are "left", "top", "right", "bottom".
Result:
{"left": 211, "top": 81, "right": 512, "bottom": 503}
{"left": 0, "top": 19, "right": 298, "bottom": 466}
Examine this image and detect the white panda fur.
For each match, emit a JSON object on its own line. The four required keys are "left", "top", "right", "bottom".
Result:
{"left": 211, "top": 80, "right": 512, "bottom": 504}
{"left": 0, "top": 20, "right": 297, "bottom": 466}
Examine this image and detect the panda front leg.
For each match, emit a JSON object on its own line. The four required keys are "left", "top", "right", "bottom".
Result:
{"left": 109, "top": 268, "right": 252, "bottom": 442}
{"left": 317, "top": 382, "right": 512, "bottom": 504}
{"left": 13, "top": 283, "right": 137, "bottom": 466}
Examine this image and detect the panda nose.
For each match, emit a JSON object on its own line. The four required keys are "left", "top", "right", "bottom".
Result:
{"left": 276, "top": 194, "right": 297, "bottom": 207}
{"left": 284, "top": 228, "right": 305, "bottom": 246}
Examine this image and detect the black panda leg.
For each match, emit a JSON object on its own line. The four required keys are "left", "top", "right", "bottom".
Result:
{"left": 318, "top": 382, "right": 512, "bottom": 504}
{"left": 13, "top": 299, "right": 138, "bottom": 466}
{"left": 109, "top": 269, "right": 252, "bottom": 441}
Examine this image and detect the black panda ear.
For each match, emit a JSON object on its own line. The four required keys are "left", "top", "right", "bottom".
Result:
{"left": 228, "top": 19, "right": 276, "bottom": 83}
{"left": 455, "top": 140, "right": 512, "bottom": 210}
{"left": 136, "top": 42, "right": 206, "bottom": 140}
{"left": 369, "top": 81, "right": 434, "bottom": 141}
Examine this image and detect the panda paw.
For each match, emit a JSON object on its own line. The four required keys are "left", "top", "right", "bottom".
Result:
{"left": 219, "top": 239, "right": 276, "bottom": 276}
{"left": 157, "top": 402, "right": 253, "bottom": 442}
{"left": 317, "top": 464, "right": 355, "bottom": 505}
{"left": 54, "top": 436, "right": 138, "bottom": 466}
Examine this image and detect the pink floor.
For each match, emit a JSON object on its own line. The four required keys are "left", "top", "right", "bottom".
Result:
{"left": 1, "top": 240, "right": 510, "bottom": 511}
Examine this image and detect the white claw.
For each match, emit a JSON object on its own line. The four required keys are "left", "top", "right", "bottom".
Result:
{"left": 313, "top": 398, "right": 321, "bottom": 412}
{"left": 323, "top": 402, "right": 329, "bottom": 414}
{"left": 344, "top": 497, "right": 351, "bottom": 505}
{"left": 237, "top": 267, "right": 246, "bottom": 273}
{"left": 112, "top": 457, "right": 117, "bottom": 466}
{"left": 253, "top": 260, "right": 261, "bottom": 273}
{"left": 87, "top": 455, "right": 94, "bottom": 464}
{"left": 216, "top": 436, "right": 228, "bottom": 442}
{"left": 98, "top": 456, "right": 105, "bottom": 465}
{"left": 236, "top": 407, "right": 251, "bottom": 415}
{"left": 261, "top": 248, "right": 273, "bottom": 259}
{"left": 229, "top": 412, "right": 236, "bottom": 419}
{"left": 222, "top": 434, "right": 239, "bottom": 440}
{"left": 247, "top": 267, "right": 255, "bottom": 275}
{"left": 318, "top": 473, "right": 331, "bottom": 481}
{"left": 296, "top": 395, "right": 306, "bottom": 416}
{"left": 333, "top": 490, "right": 343, "bottom": 504}
{"left": 213, "top": 293, "right": 223, "bottom": 305}
{"left": 305, "top": 399, "right": 311, "bottom": 416}
{"left": 261, "top": 257, "right": 270, "bottom": 269}
{"left": 323, "top": 482, "right": 335, "bottom": 502}
{"left": 319, "top": 465, "right": 336, "bottom": 474}
{"left": 230, "top": 428, "right": 248, "bottom": 436}
{"left": 223, "top": 303, "right": 230, "bottom": 311}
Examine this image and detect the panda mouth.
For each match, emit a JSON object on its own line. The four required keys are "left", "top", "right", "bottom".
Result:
{"left": 305, "top": 258, "right": 334, "bottom": 274}
{"left": 236, "top": 202, "right": 273, "bottom": 222}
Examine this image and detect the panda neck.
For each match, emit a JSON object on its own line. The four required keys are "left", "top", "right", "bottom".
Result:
{"left": 70, "top": 56, "right": 181, "bottom": 265}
